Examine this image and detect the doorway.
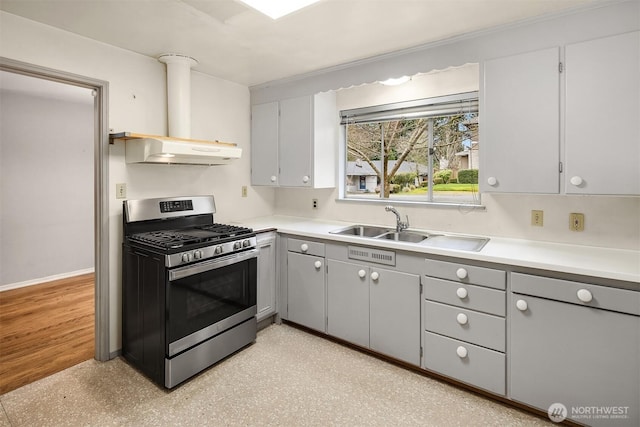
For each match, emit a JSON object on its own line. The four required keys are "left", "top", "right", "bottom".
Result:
{"left": 0, "top": 58, "right": 110, "bottom": 372}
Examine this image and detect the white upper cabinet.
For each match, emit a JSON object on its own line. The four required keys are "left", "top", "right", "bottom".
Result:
{"left": 481, "top": 47, "right": 560, "bottom": 194}
{"left": 564, "top": 31, "right": 640, "bottom": 195}
{"left": 251, "top": 92, "right": 337, "bottom": 188}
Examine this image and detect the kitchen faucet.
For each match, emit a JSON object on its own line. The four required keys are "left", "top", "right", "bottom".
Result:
{"left": 385, "top": 206, "right": 409, "bottom": 233}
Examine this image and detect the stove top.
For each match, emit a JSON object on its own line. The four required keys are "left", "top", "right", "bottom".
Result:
{"left": 129, "top": 224, "right": 254, "bottom": 250}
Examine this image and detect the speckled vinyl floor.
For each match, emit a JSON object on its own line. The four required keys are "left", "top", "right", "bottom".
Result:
{"left": 0, "top": 324, "right": 552, "bottom": 426}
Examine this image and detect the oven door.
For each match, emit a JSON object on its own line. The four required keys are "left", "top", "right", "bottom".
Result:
{"left": 166, "top": 249, "right": 257, "bottom": 357}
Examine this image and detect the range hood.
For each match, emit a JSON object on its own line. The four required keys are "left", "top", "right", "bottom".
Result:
{"left": 111, "top": 132, "right": 241, "bottom": 165}
{"left": 111, "top": 53, "right": 241, "bottom": 166}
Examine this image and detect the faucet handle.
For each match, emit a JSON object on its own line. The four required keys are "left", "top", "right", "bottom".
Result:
{"left": 384, "top": 205, "right": 393, "bottom": 212}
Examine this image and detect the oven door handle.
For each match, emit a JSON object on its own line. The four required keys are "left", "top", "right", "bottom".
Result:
{"left": 168, "top": 249, "right": 258, "bottom": 281}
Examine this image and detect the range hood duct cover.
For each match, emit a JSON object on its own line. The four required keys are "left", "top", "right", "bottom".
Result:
{"left": 115, "top": 53, "right": 242, "bottom": 166}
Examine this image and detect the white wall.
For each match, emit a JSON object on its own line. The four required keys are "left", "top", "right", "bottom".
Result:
{"left": 0, "top": 83, "right": 94, "bottom": 286}
{"left": 0, "top": 11, "right": 275, "bottom": 353}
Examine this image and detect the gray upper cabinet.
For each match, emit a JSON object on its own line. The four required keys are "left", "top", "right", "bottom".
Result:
{"left": 481, "top": 47, "right": 560, "bottom": 194}
{"left": 564, "top": 31, "right": 640, "bottom": 195}
{"left": 251, "top": 102, "right": 279, "bottom": 186}
{"left": 251, "top": 92, "right": 337, "bottom": 188}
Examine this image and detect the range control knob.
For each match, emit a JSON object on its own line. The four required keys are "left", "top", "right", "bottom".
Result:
{"left": 243, "top": 239, "right": 251, "bottom": 248}
{"left": 214, "top": 246, "right": 223, "bottom": 255}
{"left": 193, "top": 250, "right": 203, "bottom": 260}
{"left": 181, "top": 253, "right": 192, "bottom": 263}
{"left": 233, "top": 241, "right": 242, "bottom": 250}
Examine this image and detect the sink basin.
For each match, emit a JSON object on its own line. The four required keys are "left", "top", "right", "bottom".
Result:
{"left": 330, "top": 225, "right": 392, "bottom": 238}
{"left": 420, "top": 235, "right": 489, "bottom": 252}
{"left": 376, "top": 231, "right": 433, "bottom": 243}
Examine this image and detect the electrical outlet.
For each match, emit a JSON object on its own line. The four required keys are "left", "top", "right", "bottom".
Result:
{"left": 116, "top": 183, "right": 127, "bottom": 199}
{"left": 569, "top": 213, "right": 585, "bottom": 232}
{"left": 312, "top": 198, "right": 318, "bottom": 209}
{"left": 241, "top": 186, "right": 248, "bottom": 198}
{"left": 531, "top": 210, "right": 543, "bottom": 227}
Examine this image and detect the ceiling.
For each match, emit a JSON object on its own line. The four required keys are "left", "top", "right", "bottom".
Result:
{"left": 0, "top": 0, "right": 599, "bottom": 87}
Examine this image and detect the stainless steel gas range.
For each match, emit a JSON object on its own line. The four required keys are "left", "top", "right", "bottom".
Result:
{"left": 122, "top": 195, "right": 257, "bottom": 388}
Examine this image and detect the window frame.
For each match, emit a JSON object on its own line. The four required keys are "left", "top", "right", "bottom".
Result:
{"left": 338, "top": 91, "right": 482, "bottom": 208}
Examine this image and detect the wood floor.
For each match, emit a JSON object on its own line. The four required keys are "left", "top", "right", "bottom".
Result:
{"left": 0, "top": 273, "right": 94, "bottom": 395}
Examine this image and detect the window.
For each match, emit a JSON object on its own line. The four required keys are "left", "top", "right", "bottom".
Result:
{"left": 341, "top": 92, "right": 479, "bottom": 205}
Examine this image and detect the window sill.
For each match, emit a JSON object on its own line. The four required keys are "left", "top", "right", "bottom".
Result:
{"left": 335, "top": 196, "right": 486, "bottom": 211}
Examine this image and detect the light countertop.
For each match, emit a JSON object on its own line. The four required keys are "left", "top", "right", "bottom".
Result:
{"left": 235, "top": 215, "right": 640, "bottom": 285}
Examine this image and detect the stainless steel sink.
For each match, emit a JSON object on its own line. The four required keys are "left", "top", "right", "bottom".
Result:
{"left": 376, "top": 231, "right": 433, "bottom": 243}
{"left": 329, "top": 225, "right": 392, "bottom": 238}
{"left": 329, "top": 224, "right": 489, "bottom": 252}
{"left": 419, "top": 235, "right": 489, "bottom": 252}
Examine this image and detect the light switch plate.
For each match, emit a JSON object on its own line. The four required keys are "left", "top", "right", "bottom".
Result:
{"left": 531, "top": 210, "right": 543, "bottom": 226}
{"left": 116, "top": 183, "right": 127, "bottom": 199}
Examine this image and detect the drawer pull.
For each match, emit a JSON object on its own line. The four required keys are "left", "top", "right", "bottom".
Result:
{"left": 370, "top": 271, "right": 379, "bottom": 281}
{"left": 314, "top": 261, "right": 322, "bottom": 269}
{"left": 358, "top": 269, "right": 366, "bottom": 278}
{"left": 456, "top": 313, "right": 468, "bottom": 325}
{"left": 516, "top": 299, "right": 528, "bottom": 311}
{"left": 577, "top": 288, "right": 593, "bottom": 303}
{"left": 300, "top": 243, "right": 309, "bottom": 253}
{"left": 456, "top": 287, "right": 468, "bottom": 299}
{"left": 456, "top": 268, "right": 468, "bottom": 279}
{"left": 456, "top": 346, "right": 468, "bottom": 358}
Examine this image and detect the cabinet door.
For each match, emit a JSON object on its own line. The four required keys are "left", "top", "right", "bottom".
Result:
{"left": 256, "top": 233, "right": 276, "bottom": 321}
{"left": 565, "top": 31, "right": 640, "bottom": 195}
{"left": 279, "top": 96, "right": 312, "bottom": 187}
{"left": 370, "top": 268, "right": 421, "bottom": 365}
{"left": 481, "top": 47, "right": 560, "bottom": 193}
{"left": 251, "top": 102, "right": 279, "bottom": 186}
{"left": 327, "top": 260, "right": 369, "bottom": 348}
{"left": 287, "top": 252, "right": 325, "bottom": 332}
{"left": 510, "top": 294, "right": 640, "bottom": 426}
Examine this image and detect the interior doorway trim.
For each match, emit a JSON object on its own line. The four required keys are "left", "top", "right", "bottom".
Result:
{"left": 0, "top": 56, "right": 110, "bottom": 362}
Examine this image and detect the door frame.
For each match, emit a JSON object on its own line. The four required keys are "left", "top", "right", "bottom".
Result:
{"left": 0, "top": 56, "right": 110, "bottom": 362}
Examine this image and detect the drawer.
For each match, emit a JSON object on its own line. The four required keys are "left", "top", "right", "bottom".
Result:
{"left": 423, "top": 277, "right": 505, "bottom": 316}
{"left": 423, "top": 331, "right": 505, "bottom": 396}
{"left": 512, "top": 273, "right": 640, "bottom": 316}
{"left": 287, "top": 238, "right": 325, "bottom": 257}
{"left": 424, "top": 300, "right": 505, "bottom": 352}
{"left": 423, "top": 259, "right": 505, "bottom": 290}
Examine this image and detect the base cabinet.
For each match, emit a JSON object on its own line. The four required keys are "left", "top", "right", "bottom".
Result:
{"left": 286, "top": 239, "right": 326, "bottom": 332}
{"left": 510, "top": 273, "right": 640, "bottom": 427}
{"left": 256, "top": 232, "right": 277, "bottom": 322}
{"left": 327, "top": 259, "right": 421, "bottom": 365}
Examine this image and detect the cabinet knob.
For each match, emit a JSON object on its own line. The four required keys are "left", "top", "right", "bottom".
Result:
{"left": 577, "top": 288, "right": 593, "bottom": 303}
{"left": 302, "top": 175, "right": 310, "bottom": 183}
{"left": 358, "top": 269, "right": 366, "bottom": 278}
{"left": 570, "top": 176, "right": 584, "bottom": 186}
{"left": 456, "top": 287, "right": 468, "bottom": 299}
{"left": 456, "top": 313, "right": 468, "bottom": 325}
{"left": 270, "top": 175, "right": 277, "bottom": 182}
{"left": 370, "top": 271, "right": 379, "bottom": 281}
{"left": 300, "top": 243, "right": 309, "bottom": 253}
{"left": 487, "top": 176, "right": 497, "bottom": 186}
{"left": 314, "top": 260, "right": 322, "bottom": 269}
{"left": 456, "top": 268, "right": 468, "bottom": 279}
{"left": 456, "top": 346, "right": 468, "bottom": 358}
{"left": 516, "top": 299, "right": 528, "bottom": 311}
